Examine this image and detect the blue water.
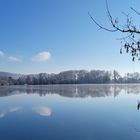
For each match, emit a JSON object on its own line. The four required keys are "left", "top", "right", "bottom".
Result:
{"left": 0, "top": 84, "right": 140, "bottom": 140}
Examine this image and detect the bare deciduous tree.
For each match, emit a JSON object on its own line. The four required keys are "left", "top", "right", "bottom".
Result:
{"left": 89, "top": 0, "right": 140, "bottom": 61}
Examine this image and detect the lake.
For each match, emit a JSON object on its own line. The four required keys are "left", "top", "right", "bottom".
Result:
{"left": 0, "top": 84, "right": 140, "bottom": 140}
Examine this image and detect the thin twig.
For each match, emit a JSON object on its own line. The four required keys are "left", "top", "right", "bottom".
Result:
{"left": 131, "top": 7, "right": 140, "bottom": 16}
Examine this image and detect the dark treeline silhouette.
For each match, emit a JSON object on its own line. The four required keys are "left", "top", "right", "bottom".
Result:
{"left": 1, "top": 70, "right": 140, "bottom": 85}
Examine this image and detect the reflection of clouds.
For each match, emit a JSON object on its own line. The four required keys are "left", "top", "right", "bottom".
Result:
{"left": 33, "top": 106, "right": 52, "bottom": 117}
{"left": 9, "top": 107, "right": 21, "bottom": 113}
{"left": 0, "top": 112, "right": 5, "bottom": 118}
{"left": 0, "top": 106, "right": 21, "bottom": 119}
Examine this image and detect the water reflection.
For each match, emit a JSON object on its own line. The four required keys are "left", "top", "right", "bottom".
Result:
{"left": 0, "top": 85, "right": 140, "bottom": 140}
{"left": 8, "top": 107, "right": 21, "bottom": 112}
{"left": 137, "top": 100, "right": 140, "bottom": 110}
{"left": 33, "top": 106, "right": 52, "bottom": 117}
{"left": 0, "top": 106, "right": 52, "bottom": 118}
{"left": 0, "top": 107, "right": 21, "bottom": 119}
{"left": 1, "top": 84, "right": 140, "bottom": 98}
{"left": 0, "top": 112, "right": 5, "bottom": 118}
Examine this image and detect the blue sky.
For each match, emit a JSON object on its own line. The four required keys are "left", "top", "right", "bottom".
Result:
{"left": 0, "top": 0, "right": 140, "bottom": 74}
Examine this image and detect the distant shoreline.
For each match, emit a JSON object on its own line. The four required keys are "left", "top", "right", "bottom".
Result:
{"left": 1, "top": 70, "right": 140, "bottom": 86}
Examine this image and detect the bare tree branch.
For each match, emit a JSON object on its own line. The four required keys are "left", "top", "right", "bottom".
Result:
{"left": 131, "top": 7, "right": 140, "bottom": 16}
{"left": 88, "top": 12, "right": 117, "bottom": 32}
{"left": 89, "top": 0, "right": 140, "bottom": 61}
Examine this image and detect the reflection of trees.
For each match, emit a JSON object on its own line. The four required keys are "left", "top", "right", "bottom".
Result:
{"left": 1, "top": 84, "right": 140, "bottom": 98}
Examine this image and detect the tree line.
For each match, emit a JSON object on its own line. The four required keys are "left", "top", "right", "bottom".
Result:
{"left": 1, "top": 70, "right": 140, "bottom": 85}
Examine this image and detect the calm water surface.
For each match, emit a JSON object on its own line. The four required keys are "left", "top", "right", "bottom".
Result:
{"left": 0, "top": 84, "right": 140, "bottom": 140}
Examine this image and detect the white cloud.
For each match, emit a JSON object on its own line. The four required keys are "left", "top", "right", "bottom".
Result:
{"left": 0, "top": 51, "right": 5, "bottom": 57}
{"left": 0, "top": 51, "right": 22, "bottom": 62}
{"left": 32, "top": 51, "right": 51, "bottom": 62}
{"left": 33, "top": 106, "right": 52, "bottom": 117}
{"left": 8, "top": 56, "right": 21, "bottom": 62}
